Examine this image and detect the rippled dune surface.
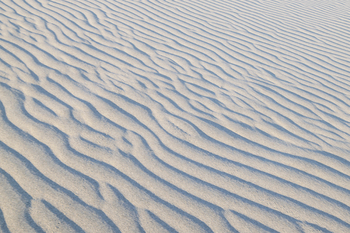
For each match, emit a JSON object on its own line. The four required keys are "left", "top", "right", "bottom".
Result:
{"left": 1, "top": 0, "right": 350, "bottom": 232}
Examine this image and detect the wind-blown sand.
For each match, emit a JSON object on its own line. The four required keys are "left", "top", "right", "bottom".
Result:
{"left": 0, "top": 0, "right": 350, "bottom": 232}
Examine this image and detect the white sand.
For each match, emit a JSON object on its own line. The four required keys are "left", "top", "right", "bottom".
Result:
{"left": 0, "top": 0, "right": 350, "bottom": 232}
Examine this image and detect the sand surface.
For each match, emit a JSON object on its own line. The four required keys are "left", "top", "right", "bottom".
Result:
{"left": 1, "top": 0, "right": 350, "bottom": 232}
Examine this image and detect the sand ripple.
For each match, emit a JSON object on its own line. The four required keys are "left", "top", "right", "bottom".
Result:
{"left": 1, "top": 0, "right": 350, "bottom": 232}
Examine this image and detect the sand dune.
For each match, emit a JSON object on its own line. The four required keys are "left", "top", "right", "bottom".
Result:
{"left": 1, "top": 0, "right": 350, "bottom": 232}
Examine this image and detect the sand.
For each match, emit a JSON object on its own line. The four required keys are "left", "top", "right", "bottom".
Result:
{"left": 0, "top": 0, "right": 350, "bottom": 232}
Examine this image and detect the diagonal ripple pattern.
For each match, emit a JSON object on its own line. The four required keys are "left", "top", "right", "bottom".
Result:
{"left": 0, "top": 0, "right": 350, "bottom": 232}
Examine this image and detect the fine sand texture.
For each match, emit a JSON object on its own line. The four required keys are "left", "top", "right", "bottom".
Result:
{"left": 1, "top": 0, "right": 350, "bottom": 232}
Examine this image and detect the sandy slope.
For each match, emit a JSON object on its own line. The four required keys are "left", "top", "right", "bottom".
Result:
{"left": 0, "top": 0, "right": 350, "bottom": 232}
